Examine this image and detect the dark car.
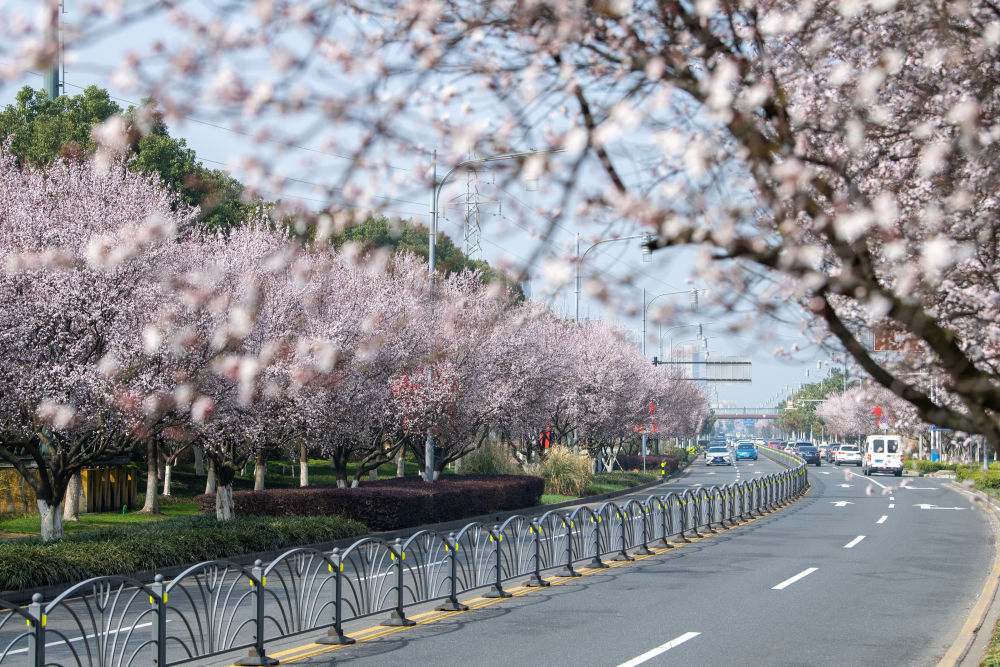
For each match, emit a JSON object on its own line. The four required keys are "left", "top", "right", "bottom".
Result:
{"left": 796, "top": 445, "right": 821, "bottom": 466}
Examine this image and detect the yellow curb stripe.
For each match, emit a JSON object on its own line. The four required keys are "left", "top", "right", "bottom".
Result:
{"left": 248, "top": 483, "right": 808, "bottom": 666}
{"left": 938, "top": 484, "right": 1000, "bottom": 667}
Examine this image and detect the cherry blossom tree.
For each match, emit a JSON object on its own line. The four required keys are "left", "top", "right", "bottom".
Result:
{"left": 15, "top": 0, "right": 991, "bottom": 453}
{"left": 0, "top": 145, "right": 197, "bottom": 540}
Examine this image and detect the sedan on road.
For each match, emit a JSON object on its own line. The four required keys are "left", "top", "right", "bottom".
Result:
{"left": 834, "top": 444, "right": 862, "bottom": 466}
{"left": 796, "top": 445, "right": 822, "bottom": 466}
{"left": 735, "top": 442, "right": 758, "bottom": 460}
{"left": 704, "top": 445, "right": 734, "bottom": 466}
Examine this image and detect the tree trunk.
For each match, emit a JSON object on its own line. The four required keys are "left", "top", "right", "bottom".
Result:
{"left": 205, "top": 459, "right": 218, "bottom": 494}
{"left": 193, "top": 446, "right": 204, "bottom": 476}
{"left": 62, "top": 474, "right": 82, "bottom": 522}
{"left": 163, "top": 464, "right": 173, "bottom": 497}
{"left": 350, "top": 479, "right": 360, "bottom": 488}
{"left": 299, "top": 441, "right": 309, "bottom": 487}
{"left": 254, "top": 449, "right": 266, "bottom": 491}
{"left": 215, "top": 484, "right": 234, "bottom": 521}
{"left": 38, "top": 499, "right": 64, "bottom": 542}
{"left": 337, "top": 478, "right": 347, "bottom": 488}
{"left": 454, "top": 457, "right": 462, "bottom": 473}
{"left": 140, "top": 438, "right": 159, "bottom": 514}
{"left": 369, "top": 469, "right": 378, "bottom": 482}
{"left": 396, "top": 449, "right": 405, "bottom": 477}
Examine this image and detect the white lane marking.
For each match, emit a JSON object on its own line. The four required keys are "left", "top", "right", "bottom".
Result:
{"left": 831, "top": 501, "right": 854, "bottom": 507}
{"left": 844, "top": 535, "right": 866, "bottom": 549}
{"left": 877, "top": 515, "right": 888, "bottom": 524}
{"left": 889, "top": 496, "right": 895, "bottom": 501}
{"left": 616, "top": 632, "right": 701, "bottom": 667}
{"left": 888, "top": 503, "right": 895, "bottom": 508}
{"left": 900, "top": 486, "right": 937, "bottom": 490}
{"left": 838, "top": 484, "right": 853, "bottom": 488}
{"left": 820, "top": 471, "right": 831, "bottom": 475}
{"left": 772, "top": 567, "right": 819, "bottom": 590}
{"left": 7, "top": 620, "right": 173, "bottom": 655}
{"left": 914, "top": 503, "right": 966, "bottom": 511}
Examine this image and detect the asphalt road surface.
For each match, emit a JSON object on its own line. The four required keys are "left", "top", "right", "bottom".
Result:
{"left": 259, "top": 461, "right": 995, "bottom": 667}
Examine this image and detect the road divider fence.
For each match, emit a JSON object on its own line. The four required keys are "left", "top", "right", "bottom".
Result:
{"left": 0, "top": 450, "right": 806, "bottom": 666}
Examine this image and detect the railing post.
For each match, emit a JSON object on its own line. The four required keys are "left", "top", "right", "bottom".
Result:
{"left": 590, "top": 515, "right": 610, "bottom": 569}
{"left": 27, "top": 593, "right": 44, "bottom": 667}
{"left": 235, "top": 560, "right": 278, "bottom": 666}
{"left": 660, "top": 497, "right": 674, "bottom": 548}
{"left": 483, "top": 525, "right": 512, "bottom": 598}
{"left": 559, "top": 516, "right": 581, "bottom": 577}
{"left": 435, "top": 533, "right": 471, "bottom": 609}
{"left": 636, "top": 504, "right": 654, "bottom": 555}
{"left": 318, "top": 549, "right": 356, "bottom": 644}
{"left": 150, "top": 574, "right": 167, "bottom": 666}
{"left": 526, "top": 520, "right": 550, "bottom": 587}
{"left": 676, "top": 494, "right": 692, "bottom": 542}
{"left": 614, "top": 508, "right": 634, "bottom": 561}
{"left": 382, "top": 539, "right": 416, "bottom": 626}
{"left": 701, "top": 491, "right": 719, "bottom": 534}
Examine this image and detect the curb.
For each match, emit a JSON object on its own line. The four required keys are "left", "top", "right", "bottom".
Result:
{"left": 0, "top": 458, "right": 699, "bottom": 605}
{"left": 939, "top": 483, "right": 1000, "bottom": 667}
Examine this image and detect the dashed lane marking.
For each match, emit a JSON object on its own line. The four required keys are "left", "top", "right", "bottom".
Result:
{"left": 844, "top": 535, "right": 866, "bottom": 549}
{"left": 772, "top": 567, "right": 819, "bottom": 590}
{"left": 616, "top": 632, "right": 701, "bottom": 667}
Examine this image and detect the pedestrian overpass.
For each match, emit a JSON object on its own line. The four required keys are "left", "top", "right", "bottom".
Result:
{"left": 711, "top": 407, "right": 779, "bottom": 420}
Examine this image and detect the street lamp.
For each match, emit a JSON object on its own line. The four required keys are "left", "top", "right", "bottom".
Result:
{"left": 575, "top": 233, "right": 655, "bottom": 322}
{"left": 641, "top": 288, "right": 709, "bottom": 357}
{"left": 664, "top": 322, "right": 712, "bottom": 362}
{"left": 425, "top": 147, "right": 563, "bottom": 483}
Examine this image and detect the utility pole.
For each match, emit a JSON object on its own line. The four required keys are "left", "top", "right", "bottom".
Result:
{"left": 44, "top": 2, "right": 63, "bottom": 100}
{"left": 425, "top": 147, "right": 562, "bottom": 482}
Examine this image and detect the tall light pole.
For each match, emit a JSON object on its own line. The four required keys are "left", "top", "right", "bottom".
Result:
{"left": 425, "top": 147, "right": 562, "bottom": 483}
{"left": 575, "top": 233, "right": 654, "bottom": 322}
{"left": 642, "top": 288, "right": 708, "bottom": 357}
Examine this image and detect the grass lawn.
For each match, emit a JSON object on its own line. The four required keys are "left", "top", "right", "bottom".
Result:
{"left": 0, "top": 497, "right": 200, "bottom": 537}
{"left": 540, "top": 493, "right": 577, "bottom": 504}
{"left": 0, "top": 457, "right": 663, "bottom": 539}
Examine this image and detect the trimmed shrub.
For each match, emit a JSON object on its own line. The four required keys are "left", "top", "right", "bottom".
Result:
{"left": 197, "top": 475, "right": 545, "bottom": 530}
{"left": 615, "top": 454, "right": 679, "bottom": 474}
{"left": 910, "top": 460, "right": 960, "bottom": 474}
{"left": 461, "top": 442, "right": 522, "bottom": 476}
{"left": 0, "top": 514, "right": 367, "bottom": 592}
{"left": 536, "top": 446, "right": 592, "bottom": 496}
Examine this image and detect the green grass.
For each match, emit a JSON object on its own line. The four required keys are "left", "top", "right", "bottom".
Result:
{"left": 0, "top": 497, "right": 199, "bottom": 536}
{"left": 585, "top": 471, "right": 661, "bottom": 496}
{"left": 0, "top": 514, "right": 367, "bottom": 591}
{"left": 982, "top": 615, "right": 1000, "bottom": 666}
{"left": 540, "top": 493, "right": 577, "bottom": 504}
{"left": 0, "top": 457, "right": 426, "bottom": 539}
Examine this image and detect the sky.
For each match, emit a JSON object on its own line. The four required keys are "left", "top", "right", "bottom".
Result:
{"left": 0, "top": 0, "right": 844, "bottom": 412}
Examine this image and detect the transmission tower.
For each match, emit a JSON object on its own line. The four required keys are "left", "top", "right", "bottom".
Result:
{"left": 463, "top": 152, "right": 483, "bottom": 260}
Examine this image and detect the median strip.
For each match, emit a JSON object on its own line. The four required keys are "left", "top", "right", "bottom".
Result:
{"left": 772, "top": 567, "right": 818, "bottom": 590}
{"left": 616, "top": 632, "right": 701, "bottom": 667}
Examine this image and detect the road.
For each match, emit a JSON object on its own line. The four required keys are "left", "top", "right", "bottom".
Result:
{"left": 265, "top": 460, "right": 995, "bottom": 667}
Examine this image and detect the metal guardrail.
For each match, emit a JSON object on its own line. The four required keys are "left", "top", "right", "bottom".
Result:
{"left": 0, "top": 455, "right": 807, "bottom": 666}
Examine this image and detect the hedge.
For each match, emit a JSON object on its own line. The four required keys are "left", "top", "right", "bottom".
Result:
{"left": 0, "top": 514, "right": 367, "bottom": 592}
{"left": 197, "top": 474, "right": 545, "bottom": 531}
{"left": 909, "top": 460, "right": 960, "bottom": 474}
{"left": 615, "top": 455, "right": 679, "bottom": 474}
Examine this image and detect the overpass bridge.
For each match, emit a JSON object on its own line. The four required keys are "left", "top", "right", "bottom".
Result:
{"left": 711, "top": 407, "right": 779, "bottom": 420}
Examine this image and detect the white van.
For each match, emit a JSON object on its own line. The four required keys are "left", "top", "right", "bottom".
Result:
{"left": 862, "top": 434, "right": 904, "bottom": 477}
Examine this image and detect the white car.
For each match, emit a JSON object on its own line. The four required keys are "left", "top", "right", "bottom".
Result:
{"left": 704, "top": 445, "right": 734, "bottom": 466}
{"left": 834, "top": 444, "right": 862, "bottom": 466}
